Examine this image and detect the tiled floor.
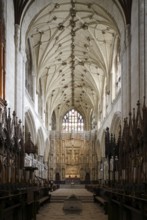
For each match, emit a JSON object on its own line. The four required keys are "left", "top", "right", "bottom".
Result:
{"left": 36, "top": 187, "right": 108, "bottom": 220}
{"left": 37, "top": 202, "right": 107, "bottom": 220}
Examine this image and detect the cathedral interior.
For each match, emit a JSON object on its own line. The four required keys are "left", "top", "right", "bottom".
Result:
{"left": 0, "top": 0, "right": 147, "bottom": 219}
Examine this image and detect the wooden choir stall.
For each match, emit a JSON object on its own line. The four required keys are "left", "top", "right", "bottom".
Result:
{"left": 0, "top": 99, "right": 51, "bottom": 220}
{"left": 86, "top": 99, "right": 147, "bottom": 220}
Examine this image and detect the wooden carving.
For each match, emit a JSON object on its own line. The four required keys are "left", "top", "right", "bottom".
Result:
{"left": 105, "top": 98, "right": 147, "bottom": 193}
{"left": 0, "top": 101, "right": 24, "bottom": 183}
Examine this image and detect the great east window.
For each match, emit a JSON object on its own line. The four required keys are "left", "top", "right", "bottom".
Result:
{"left": 62, "top": 109, "right": 84, "bottom": 132}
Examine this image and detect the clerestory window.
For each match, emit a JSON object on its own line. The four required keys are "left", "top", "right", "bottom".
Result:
{"left": 62, "top": 109, "right": 84, "bottom": 132}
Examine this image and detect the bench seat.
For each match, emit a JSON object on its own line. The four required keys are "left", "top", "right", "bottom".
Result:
{"left": 93, "top": 194, "right": 108, "bottom": 214}
{"left": 39, "top": 195, "right": 51, "bottom": 206}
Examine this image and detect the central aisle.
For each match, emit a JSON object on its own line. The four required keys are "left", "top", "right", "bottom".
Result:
{"left": 51, "top": 185, "right": 93, "bottom": 200}
{"left": 37, "top": 186, "right": 108, "bottom": 220}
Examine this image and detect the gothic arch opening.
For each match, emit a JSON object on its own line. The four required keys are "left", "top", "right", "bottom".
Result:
{"left": 110, "top": 111, "right": 121, "bottom": 139}
{"left": 37, "top": 127, "right": 45, "bottom": 156}
{"left": 25, "top": 109, "right": 36, "bottom": 144}
{"left": 62, "top": 108, "right": 84, "bottom": 132}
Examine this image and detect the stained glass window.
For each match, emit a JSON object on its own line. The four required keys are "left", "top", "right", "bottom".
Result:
{"left": 62, "top": 109, "right": 84, "bottom": 131}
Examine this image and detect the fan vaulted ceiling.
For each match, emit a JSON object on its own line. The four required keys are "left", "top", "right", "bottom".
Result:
{"left": 27, "top": 0, "right": 120, "bottom": 121}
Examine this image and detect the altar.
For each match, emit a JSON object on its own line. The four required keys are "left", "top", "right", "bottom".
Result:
{"left": 65, "top": 177, "right": 80, "bottom": 184}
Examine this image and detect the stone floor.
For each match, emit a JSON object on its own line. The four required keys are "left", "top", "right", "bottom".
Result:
{"left": 36, "top": 186, "right": 108, "bottom": 220}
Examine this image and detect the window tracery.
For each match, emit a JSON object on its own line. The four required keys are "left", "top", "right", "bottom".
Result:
{"left": 62, "top": 109, "right": 84, "bottom": 132}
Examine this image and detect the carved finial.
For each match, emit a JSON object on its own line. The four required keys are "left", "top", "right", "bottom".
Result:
{"left": 8, "top": 108, "right": 11, "bottom": 118}
{"left": 13, "top": 110, "right": 16, "bottom": 117}
{"left": 133, "top": 108, "right": 135, "bottom": 118}
{"left": 137, "top": 100, "right": 140, "bottom": 114}
{"left": 4, "top": 101, "right": 7, "bottom": 106}
{"left": 25, "top": 132, "right": 37, "bottom": 154}
{"left": 143, "top": 96, "right": 146, "bottom": 108}
{"left": 137, "top": 100, "right": 140, "bottom": 106}
{"left": 113, "top": 134, "right": 116, "bottom": 144}
{"left": 0, "top": 108, "right": 2, "bottom": 123}
{"left": 28, "top": 132, "right": 31, "bottom": 141}
{"left": 128, "top": 111, "right": 132, "bottom": 126}
{"left": 111, "top": 133, "right": 113, "bottom": 143}
{"left": 118, "top": 124, "right": 121, "bottom": 142}
{"left": 119, "top": 124, "right": 121, "bottom": 133}
{"left": 129, "top": 112, "right": 132, "bottom": 120}
{"left": 136, "top": 99, "right": 142, "bottom": 124}
{"left": 125, "top": 117, "right": 128, "bottom": 124}
{"left": 16, "top": 116, "right": 18, "bottom": 124}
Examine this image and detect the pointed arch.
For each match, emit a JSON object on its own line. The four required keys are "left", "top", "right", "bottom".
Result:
{"left": 25, "top": 109, "right": 36, "bottom": 144}
{"left": 96, "top": 139, "right": 102, "bottom": 162}
{"left": 62, "top": 108, "right": 84, "bottom": 132}
{"left": 51, "top": 111, "right": 56, "bottom": 130}
{"left": 44, "top": 138, "right": 50, "bottom": 163}
{"left": 110, "top": 111, "right": 121, "bottom": 139}
{"left": 100, "top": 131, "right": 106, "bottom": 158}
{"left": 0, "top": 3, "right": 5, "bottom": 100}
{"left": 37, "top": 127, "right": 45, "bottom": 155}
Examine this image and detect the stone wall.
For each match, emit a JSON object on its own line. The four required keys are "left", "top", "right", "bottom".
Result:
{"left": 2, "top": 0, "right": 147, "bottom": 175}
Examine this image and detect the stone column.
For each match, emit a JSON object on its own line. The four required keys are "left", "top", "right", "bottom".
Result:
{"left": 21, "top": 52, "right": 26, "bottom": 124}
{"left": 14, "top": 24, "right": 23, "bottom": 118}
{"left": 32, "top": 73, "right": 39, "bottom": 113}
{"left": 121, "top": 24, "right": 131, "bottom": 117}
{"left": 145, "top": 0, "right": 147, "bottom": 99}
{"left": 139, "top": 0, "right": 147, "bottom": 102}
{"left": 0, "top": 0, "right": 5, "bottom": 99}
